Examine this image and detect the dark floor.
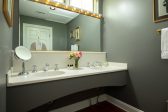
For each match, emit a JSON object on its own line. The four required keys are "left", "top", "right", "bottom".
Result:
{"left": 76, "top": 101, "right": 126, "bottom": 112}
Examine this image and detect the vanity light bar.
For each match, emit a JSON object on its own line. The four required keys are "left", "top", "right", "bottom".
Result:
{"left": 31, "top": 0, "right": 103, "bottom": 19}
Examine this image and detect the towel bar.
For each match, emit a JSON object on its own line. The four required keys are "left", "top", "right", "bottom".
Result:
{"left": 156, "top": 28, "right": 168, "bottom": 33}
{"left": 156, "top": 29, "right": 161, "bottom": 33}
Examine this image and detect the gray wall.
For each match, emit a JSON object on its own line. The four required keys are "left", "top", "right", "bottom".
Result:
{"left": 0, "top": 0, "right": 13, "bottom": 112}
{"left": 19, "top": 15, "right": 68, "bottom": 50}
{"left": 103, "top": 0, "right": 168, "bottom": 112}
{"left": 67, "top": 14, "right": 101, "bottom": 52}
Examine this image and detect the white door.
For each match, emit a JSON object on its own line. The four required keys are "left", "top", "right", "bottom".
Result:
{"left": 23, "top": 23, "right": 53, "bottom": 51}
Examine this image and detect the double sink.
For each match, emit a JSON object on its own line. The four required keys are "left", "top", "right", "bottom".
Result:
{"left": 8, "top": 62, "right": 128, "bottom": 87}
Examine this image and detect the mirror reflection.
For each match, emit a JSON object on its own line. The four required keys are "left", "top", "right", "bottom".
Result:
{"left": 13, "top": 0, "right": 101, "bottom": 51}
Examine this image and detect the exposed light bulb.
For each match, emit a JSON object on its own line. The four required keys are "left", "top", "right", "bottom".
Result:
{"left": 45, "top": 0, "right": 50, "bottom": 4}
{"left": 32, "top": 0, "right": 103, "bottom": 19}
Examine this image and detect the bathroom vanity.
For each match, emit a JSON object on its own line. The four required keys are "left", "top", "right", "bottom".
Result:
{"left": 7, "top": 62, "right": 127, "bottom": 112}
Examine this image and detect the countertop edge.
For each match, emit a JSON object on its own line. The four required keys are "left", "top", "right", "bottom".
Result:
{"left": 7, "top": 62, "right": 128, "bottom": 87}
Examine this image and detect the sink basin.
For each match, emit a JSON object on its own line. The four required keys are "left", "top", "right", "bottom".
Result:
{"left": 34, "top": 71, "right": 65, "bottom": 77}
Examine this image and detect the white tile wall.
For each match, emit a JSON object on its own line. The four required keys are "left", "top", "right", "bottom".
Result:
{"left": 12, "top": 51, "right": 107, "bottom": 73}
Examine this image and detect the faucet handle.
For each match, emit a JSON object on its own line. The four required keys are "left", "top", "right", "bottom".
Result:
{"left": 32, "top": 65, "right": 37, "bottom": 73}
{"left": 46, "top": 63, "right": 49, "bottom": 67}
{"left": 43, "top": 63, "right": 50, "bottom": 72}
{"left": 54, "top": 64, "right": 59, "bottom": 70}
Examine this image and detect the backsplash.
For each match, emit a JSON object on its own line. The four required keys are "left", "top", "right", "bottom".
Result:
{"left": 11, "top": 51, "right": 107, "bottom": 74}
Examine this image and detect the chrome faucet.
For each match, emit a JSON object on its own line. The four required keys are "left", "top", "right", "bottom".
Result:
{"left": 32, "top": 65, "right": 37, "bottom": 73}
{"left": 54, "top": 64, "right": 59, "bottom": 70}
{"left": 43, "top": 63, "right": 50, "bottom": 72}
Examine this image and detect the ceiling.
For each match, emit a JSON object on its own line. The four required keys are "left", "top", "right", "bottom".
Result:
{"left": 19, "top": 0, "right": 79, "bottom": 24}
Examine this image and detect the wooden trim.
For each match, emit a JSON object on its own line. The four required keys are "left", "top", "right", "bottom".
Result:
{"left": 3, "top": 0, "right": 14, "bottom": 27}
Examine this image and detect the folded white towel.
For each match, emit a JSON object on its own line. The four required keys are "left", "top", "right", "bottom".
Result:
{"left": 161, "top": 27, "right": 168, "bottom": 59}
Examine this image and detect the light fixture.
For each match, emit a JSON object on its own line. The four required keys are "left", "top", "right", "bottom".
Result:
{"left": 45, "top": 0, "right": 50, "bottom": 4}
{"left": 64, "top": 5, "right": 68, "bottom": 9}
{"left": 30, "top": 0, "right": 103, "bottom": 19}
{"left": 72, "top": 7, "right": 77, "bottom": 11}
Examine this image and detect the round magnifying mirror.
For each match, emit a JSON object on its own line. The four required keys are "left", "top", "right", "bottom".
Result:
{"left": 15, "top": 46, "right": 32, "bottom": 61}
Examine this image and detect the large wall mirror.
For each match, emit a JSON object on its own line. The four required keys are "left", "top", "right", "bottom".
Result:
{"left": 13, "top": 0, "right": 102, "bottom": 52}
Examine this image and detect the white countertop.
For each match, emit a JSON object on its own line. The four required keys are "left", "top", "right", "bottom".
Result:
{"left": 7, "top": 62, "right": 127, "bottom": 87}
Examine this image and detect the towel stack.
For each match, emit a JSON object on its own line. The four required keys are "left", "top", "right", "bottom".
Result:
{"left": 161, "top": 27, "right": 168, "bottom": 59}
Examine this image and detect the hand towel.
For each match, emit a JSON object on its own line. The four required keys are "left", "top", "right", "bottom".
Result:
{"left": 161, "top": 27, "right": 168, "bottom": 59}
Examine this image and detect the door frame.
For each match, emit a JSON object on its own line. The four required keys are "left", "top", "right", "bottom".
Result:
{"left": 23, "top": 23, "right": 53, "bottom": 50}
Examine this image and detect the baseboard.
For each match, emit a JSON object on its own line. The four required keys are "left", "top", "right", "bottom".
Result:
{"left": 106, "top": 95, "right": 144, "bottom": 112}
{"left": 50, "top": 94, "right": 144, "bottom": 112}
